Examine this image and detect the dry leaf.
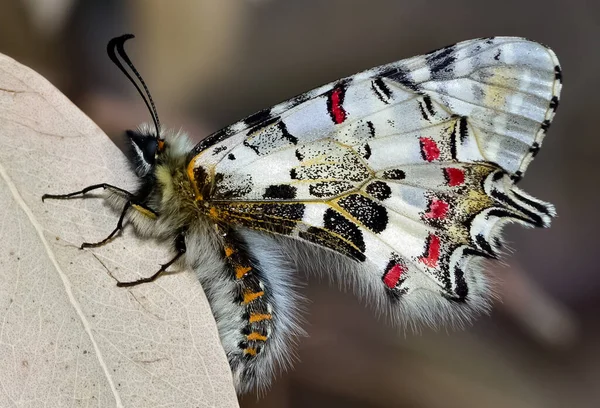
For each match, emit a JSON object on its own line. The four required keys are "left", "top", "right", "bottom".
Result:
{"left": 0, "top": 52, "right": 239, "bottom": 407}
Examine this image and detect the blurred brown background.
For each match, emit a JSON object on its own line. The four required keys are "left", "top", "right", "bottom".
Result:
{"left": 1, "top": 0, "right": 598, "bottom": 407}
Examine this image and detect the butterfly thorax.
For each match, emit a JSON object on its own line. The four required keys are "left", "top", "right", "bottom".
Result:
{"left": 126, "top": 128, "right": 218, "bottom": 237}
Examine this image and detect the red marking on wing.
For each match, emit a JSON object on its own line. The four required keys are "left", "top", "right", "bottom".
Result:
{"left": 383, "top": 263, "right": 406, "bottom": 289}
{"left": 444, "top": 167, "right": 465, "bottom": 186}
{"left": 419, "top": 234, "right": 441, "bottom": 268}
{"left": 425, "top": 198, "right": 449, "bottom": 219}
{"left": 419, "top": 137, "right": 440, "bottom": 162}
{"left": 329, "top": 87, "right": 347, "bottom": 124}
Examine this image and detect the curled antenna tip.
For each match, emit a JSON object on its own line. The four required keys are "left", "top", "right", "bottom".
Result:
{"left": 107, "top": 33, "right": 162, "bottom": 140}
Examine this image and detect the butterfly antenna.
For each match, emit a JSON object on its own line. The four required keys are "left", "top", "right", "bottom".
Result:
{"left": 107, "top": 34, "right": 162, "bottom": 139}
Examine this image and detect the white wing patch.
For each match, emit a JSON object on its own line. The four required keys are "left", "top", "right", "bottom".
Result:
{"left": 190, "top": 37, "right": 561, "bottom": 310}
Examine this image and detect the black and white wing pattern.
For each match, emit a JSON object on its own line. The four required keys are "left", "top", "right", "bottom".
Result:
{"left": 188, "top": 37, "right": 561, "bottom": 323}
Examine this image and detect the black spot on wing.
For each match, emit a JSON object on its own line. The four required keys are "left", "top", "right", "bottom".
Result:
{"left": 278, "top": 121, "right": 297, "bottom": 144}
{"left": 365, "top": 181, "right": 392, "bottom": 201}
{"left": 417, "top": 96, "right": 437, "bottom": 122}
{"left": 489, "top": 188, "right": 545, "bottom": 227}
{"left": 549, "top": 96, "right": 559, "bottom": 112}
{"left": 426, "top": 45, "right": 456, "bottom": 78}
{"left": 263, "top": 184, "right": 297, "bottom": 199}
{"left": 371, "top": 78, "right": 392, "bottom": 104}
{"left": 243, "top": 108, "right": 273, "bottom": 129}
{"left": 449, "top": 117, "right": 467, "bottom": 161}
{"left": 449, "top": 119, "right": 458, "bottom": 160}
{"left": 188, "top": 126, "right": 235, "bottom": 160}
{"left": 243, "top": 140, "right": 261, "bottom": 155}
{"left": 418, "top": 101, "right": 429, "bottom": 121}
{"left": 458, "top": 117, "right": 468, "bottom": 142}
{"left": 337, "top": 194, "right": 389, "bottom": 234}
{"left": 361, "top": 143, "right": 372, "bottom": 160}
{"left": 529, "top": 142, "right": 540, "bottom": 157}
{"left": 247, "top": 116, "right": 279, "bottom": 135}
{"left": 381, "top": 65, "right": 420, "bottom": 92}
{"left": 308, "top": 181, "right": 355, "bottom": 198}
{"left": 511, "top": 190, "right": 552, "bottom": 216}
{"left": 381, "top": 169, "right": 406, "bottom": 180}
{"left": 228, "top": 153, "right": 236, "bottom": 160}
{"left": 540, "top": 120, "right": 551, "bottom": 132}
{"left": 288, "top": 92, "right": 313, "bottom": 108}
{"left": 244, "top": 121, "right": 298, "bottom": 156}
{"left": 461, "top": 246, "right": 495, "bottom": 260}
{"left": 367, "top": 121, "right": 376, "bottom": 138}
{"left": 322, "top": 208, "right": 366, "bottom": 253}
{"left": 212, "top": 145, "right": 227, "bottom": 155}
{"left": 423, "top": 96, "right": 435, "bottom": 117}
{"left": 492, "top": 171, "right": 504, "bottom": 182}
{"left": 475, "top": 233, "right": 497, "bottom": 259}
{"left": 449, "top": 267, "right": 468, "bottom": 302}
{"left": 510, "top": 171, "right": 523, "bottom": 183}
{"left": 554, "top": 65, "right": 562, "bottom": 82}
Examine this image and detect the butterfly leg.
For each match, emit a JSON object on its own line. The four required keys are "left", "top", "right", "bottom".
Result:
{"left": 116, "top": 229, "right": 187, "bottom": 287}
{"left": 80, "top": 200, "right": 132, "bottom": 249}
{"left": 42, "top": 183, "right": 133, "bottom": 201}
{"left": 43, "top": 183, "right": 159, "bottom": 248}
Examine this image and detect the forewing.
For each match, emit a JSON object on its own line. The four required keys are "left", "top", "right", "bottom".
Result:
{"left": 190, "top": 37, "right": 561, "bottom": 310}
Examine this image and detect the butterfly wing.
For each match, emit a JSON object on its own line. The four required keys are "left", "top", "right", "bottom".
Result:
{"left": 189, "top": 37, "right": 561, "bottom": 322}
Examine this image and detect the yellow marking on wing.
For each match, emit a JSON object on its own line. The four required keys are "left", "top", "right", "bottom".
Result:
{"left": 209, "top": 207, "right": 219, "bottom": 218}
{"left": 246, "top": 332, "right": 268, "bottom": 342}
{"left": 483, "top": 67, "right": 513, "bottom": 110}
{"left": 235, "top": 265, "right": 252, "bottom": 279}
{"left": 461, "top": 189, "right": 494, "bottom": 214}
{"left": 132, "top": 204, "right": 157, "bottom": 219}
{"left": 249, "top": 313, "right": 272, "bottom": 323}
{"left": 224, "top": 246, "right": 235, "bottom": 257}
{"left": 243, "top": 291, "right": 264, "bottom": 304}
{"left": 186, "top": 160, "right": 203, "bottom": 201}
{"left": 243, "top": 348, "right": 257, "bottom": 356}
{"left": 446, "top": 224, "right": 469, "bottom": 244}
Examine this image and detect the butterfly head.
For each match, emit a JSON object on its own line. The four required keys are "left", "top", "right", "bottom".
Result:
{"left": 126, "top": 125, "right": 165, "bottom": 177}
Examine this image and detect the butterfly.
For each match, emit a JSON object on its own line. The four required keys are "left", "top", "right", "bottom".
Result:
{"left": 43, "top": 34, "right": 562, "bottom": 393}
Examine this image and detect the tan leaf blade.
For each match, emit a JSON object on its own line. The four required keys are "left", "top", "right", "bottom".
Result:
{"left": 0, "top": 52, "right": 239, "bottom": 407}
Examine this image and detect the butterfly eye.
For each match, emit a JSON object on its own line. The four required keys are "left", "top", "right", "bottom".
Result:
{"left": 126, "top": 129, "right": 158, "bottom": 177}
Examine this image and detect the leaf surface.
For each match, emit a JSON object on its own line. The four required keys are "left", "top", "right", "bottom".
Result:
{"left": 0, "top": 52, "right": 239, "bottom": 408}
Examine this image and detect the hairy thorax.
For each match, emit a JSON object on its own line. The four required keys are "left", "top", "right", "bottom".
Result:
{"left": 144, "top": 133, "right": 217, "bottom": 239}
